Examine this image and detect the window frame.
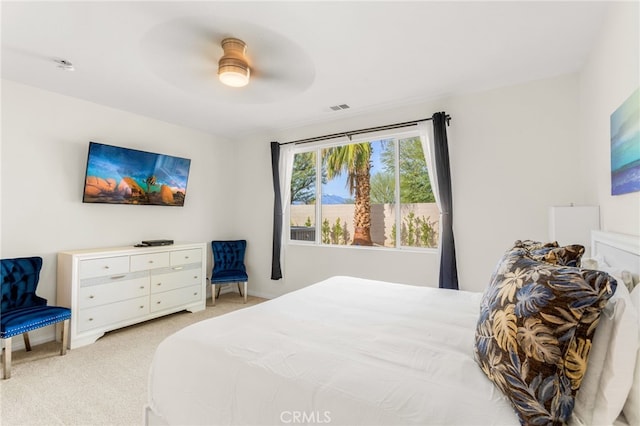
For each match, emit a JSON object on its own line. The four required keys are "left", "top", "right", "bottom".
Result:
{"left": 287, "top": 128, "right": 438, "bottom": 252}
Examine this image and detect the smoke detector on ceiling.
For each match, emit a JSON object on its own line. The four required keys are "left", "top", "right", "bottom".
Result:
{"left": 54, "top": 59, "right": 74, "bottom": 71}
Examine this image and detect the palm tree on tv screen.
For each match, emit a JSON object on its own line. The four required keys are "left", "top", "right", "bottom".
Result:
{"left": 323, "top": 142, "right": 373, "bottom": 246}
{"left": 145, "top": 175, "right": 157, "bottom": 196}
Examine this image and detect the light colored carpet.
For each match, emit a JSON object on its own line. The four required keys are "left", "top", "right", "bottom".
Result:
{"left": 0, "top": 293, "right": 265, "bottom": 425}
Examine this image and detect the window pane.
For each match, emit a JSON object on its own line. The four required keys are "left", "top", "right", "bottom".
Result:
{"left": 372, "top": 139, "right": 396, "bottom": 247}
{"left": 290, "top": 151, "right": 316, "bottom": 242}
{"left": 320, "top": 143, "right": 358, "bottom": 245}
{"left": 398, "top": 137, "right": 439, "bottom": 248}
{"left": 321, "top": 139, "right": 395, "bottom": 247}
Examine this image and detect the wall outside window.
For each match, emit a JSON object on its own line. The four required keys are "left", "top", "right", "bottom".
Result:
{"left": 290, "top": 203, "right": 440, "bottom": 247}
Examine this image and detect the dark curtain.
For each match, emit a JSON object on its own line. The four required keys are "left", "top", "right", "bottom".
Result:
{"left": 432, "top": 112, "right": 459, "bottom": 290}
{"left": 270, "top": 142, "right": 283, "bottom": 280}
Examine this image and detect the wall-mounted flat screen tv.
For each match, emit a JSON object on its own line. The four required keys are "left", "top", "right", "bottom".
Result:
{"left": 82, "top": 142, "right": 191, "bottom": 206}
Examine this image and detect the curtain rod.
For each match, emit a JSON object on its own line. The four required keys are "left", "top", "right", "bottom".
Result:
{"left": 279, "top": 115, "right": 451, "bottom": 146}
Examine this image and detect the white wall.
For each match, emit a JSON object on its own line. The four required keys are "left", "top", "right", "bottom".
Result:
{"left": 1, "top": 80, "right": 236, "bottom": 345}
{"left": 579, "top": 1, "right": 640, "bottom": 236}
{"left": 450, "top": 75, "right": 584, "bottom": 289}
{"left": 236, "top": 73, "right": 583, "bottom": 297}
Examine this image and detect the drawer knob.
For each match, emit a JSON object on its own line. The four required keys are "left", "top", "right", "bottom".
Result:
{"left": 140, "top": 305, "right": 144, "bottom": 309}
{"left": 104, "top": 266, "right": 110, "bottom": 269}
{"left": 194, "top": 276, "right": 198, "bottom": 279}
{"left": 156, "top": 283, "right": 162, "bottom": 286}
{"left": 89, "top": 295, "right": 95, "bottom": 299}
{"left": 140, "top": 286, "right": 145, "bottom": 290}
{"left": 89, "top": 318, "right": 94, "bottom": 321}
{"left": 148, "top": 260, "right": 154, "bottom": 264}
{"left": 185, "top": 256, "right": 189, "bottom": 259}
{"left": 193, "top": 292, "right": 198, "bottom": 296}
{"left": 156, "top": 301, "right": 161, "bottom": 304}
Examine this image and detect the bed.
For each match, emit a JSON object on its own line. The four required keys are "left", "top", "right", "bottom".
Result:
{"left": 145, "top": 231, "right": 639, "bottom": 426}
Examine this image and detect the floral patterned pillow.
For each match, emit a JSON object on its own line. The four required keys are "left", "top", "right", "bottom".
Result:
{"left": 513, "top": 240, "right": 559, "bottom": 251}
{"left": 513, "top": 240, "right": 585, "bottom": 267}
{"left": 474, "top": 246, "right": 615, "bottom": 425}
{"left": 529, "top": 245, "right": 585, "bottom": 268}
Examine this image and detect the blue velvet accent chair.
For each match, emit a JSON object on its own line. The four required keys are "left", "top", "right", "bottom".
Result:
{"left": 1, "top": 257, "right": 71, "bottom": 379}
{"left": 211, "top": 240, "right": 248, "bottom": 305}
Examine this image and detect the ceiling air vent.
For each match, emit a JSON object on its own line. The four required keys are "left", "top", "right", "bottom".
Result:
{"left": 329, "top": 104, "right": 350, "bottom": 111}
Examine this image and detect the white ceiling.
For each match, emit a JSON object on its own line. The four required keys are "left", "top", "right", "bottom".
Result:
{"left": 1, "top": 1, "right": 609, "bottom": 141}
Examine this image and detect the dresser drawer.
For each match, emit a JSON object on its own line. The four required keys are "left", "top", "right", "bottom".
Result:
{"left": 79, "top": 275, "right": 150, "bottom": 309}
{"left": 77, "top": 296, "right": 149, "bottom": 332}
{"left": 79, "top": 256, "right": 129, "bottom": 279}
{"left": 150, "top": 284, "right": 202, "bottom": 313}
{"left": 130, "top": 252, "right": 170, "bottom": 271}
{"left": 150, "top": 264, "right": 202, "bottom": 294}
{"left": 170, "top": 248, "right": 202, "bottom": 266}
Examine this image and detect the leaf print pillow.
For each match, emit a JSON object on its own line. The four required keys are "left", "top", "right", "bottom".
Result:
{"left": 513, "top": 240, "right": 560, "bottom": 251}
{"left": 474, "top": 246, "right": 615, "bottom": 425}
{"left": 529, "top": 244, "right": 586, "bottom": 268}
{"left": 513, "top": 239, "right": 586, "bottom": 267}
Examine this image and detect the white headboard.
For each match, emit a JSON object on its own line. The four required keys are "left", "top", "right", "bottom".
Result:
{"left": 591, "top": 230, "right": 640, "bottom": 285}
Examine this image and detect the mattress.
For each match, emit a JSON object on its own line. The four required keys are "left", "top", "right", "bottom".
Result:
{"left": 147, "top": 276, "right": 519, "bottom": 425}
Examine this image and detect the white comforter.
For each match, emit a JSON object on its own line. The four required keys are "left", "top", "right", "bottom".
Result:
{"left": 147, "top": 276, "right": 518, "bottom": 425}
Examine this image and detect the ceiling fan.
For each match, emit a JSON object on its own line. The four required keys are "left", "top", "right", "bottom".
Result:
{"left": 139, "top": 15, "right": 316, "bottom": 104}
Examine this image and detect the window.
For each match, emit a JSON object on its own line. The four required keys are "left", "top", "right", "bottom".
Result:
{"left": 289, "top": 131, "right": 439, "bottom": 249}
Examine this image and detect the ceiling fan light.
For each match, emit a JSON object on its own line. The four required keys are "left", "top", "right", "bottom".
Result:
{"left": 218, "top": 61, "right": 250, "bottom": 88}
{"left": 218, "top": 37, "right": 250, "bottom": 88}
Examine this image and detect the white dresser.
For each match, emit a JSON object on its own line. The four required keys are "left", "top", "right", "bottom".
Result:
{"left": 57, "top": 242, "right": 207, "bottom": 349}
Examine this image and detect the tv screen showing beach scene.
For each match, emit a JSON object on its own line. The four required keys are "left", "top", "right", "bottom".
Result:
{"left": 83, "top": 142, "right": 191, "bottom": 206}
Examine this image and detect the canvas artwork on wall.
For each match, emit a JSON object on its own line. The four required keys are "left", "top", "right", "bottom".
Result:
{"left": 610, "top": 88, "right": 640, "bottom": 195}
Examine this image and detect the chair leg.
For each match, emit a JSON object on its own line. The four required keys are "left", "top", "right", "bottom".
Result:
{"left": 211, "top": 284, "right": 218, "bottom": 306}
{"left": 22, "top": 332, "right": 32, "bottom": 352}
{"left": 60, "top": 319, "right": 69, "bottom": 356}
{"left": 2, "top": 338, "right": 11, "bottom": 379}
{"left": 212, "top": 283, "right": 247, "bottom": 304}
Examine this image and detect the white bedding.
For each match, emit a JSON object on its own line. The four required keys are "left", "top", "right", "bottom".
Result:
{"left": 147, "top": 276, "right": 518, "bottom": 425}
